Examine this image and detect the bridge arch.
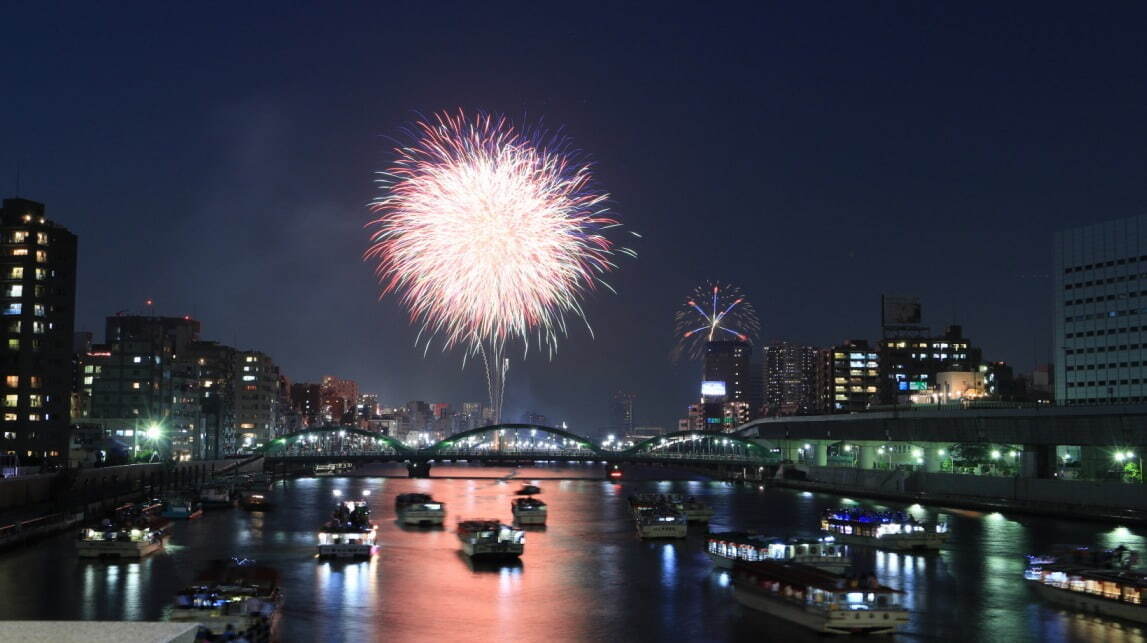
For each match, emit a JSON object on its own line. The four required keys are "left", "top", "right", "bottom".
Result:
{"left": 261, "top": 426, "right": 413, "bottom": 455}
{"left": 620, "top": 430, "right": 773, "bottom": 461}
{"left": 425, "top": 424, "right": 603, "bottom": 455}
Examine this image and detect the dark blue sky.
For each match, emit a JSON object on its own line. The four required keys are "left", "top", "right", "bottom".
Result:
{"left": 2, "top": 3, "right": 1144, "bottom": 433}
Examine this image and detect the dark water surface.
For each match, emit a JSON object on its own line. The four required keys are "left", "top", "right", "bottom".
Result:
{"left": 0, "top": 463, "right": 1144, "bottom": 642}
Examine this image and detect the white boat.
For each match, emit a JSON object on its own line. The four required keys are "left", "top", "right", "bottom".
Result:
{"left": 395, "top": 493, "right": 446, "bottom": 526}
{"left": 511, "top": 497, "right": 547, "bottom": 525}
{"left": 169, "top": 559, "right": 281, "bottom": 642}
{"left": 678, "top": 497, "right": 715, "bottom": 523}
{"left": 161, "top": 496, "right": 203, "bottom": 520}
{"left": 632, "top": 504, "right": 687, "bottom": 539}
{"left": 317, "top": 491, "right": 377, "bottom": 559}
{"left": 457, "top": 520, "right": 525, "bottom": 558}
{"left": 77, "top": 504, "right": 169, "bottom": 559}
{"left": 199, "top": 483, "right": 235, "bottom": 508}
{"left": 820, "top": 509, "right": 948, "bottom": 550}
{"left": 708, "top": 532, "right": 850, "bottom": 573}
{"left": 314, "top": 463, "right": 338, "bottom": 477}
{"left": 1024, "top": 549, "right": 1147, "bottom": 624}
{"left": 732, "top": 560, "right": 909, "bottom": 635}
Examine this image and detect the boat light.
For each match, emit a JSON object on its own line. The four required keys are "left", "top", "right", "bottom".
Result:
{"left": 333, "top": 490, "right": 343, "bottom": 498}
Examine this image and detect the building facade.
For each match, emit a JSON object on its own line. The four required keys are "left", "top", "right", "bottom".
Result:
{"left": 234, "top": 350, "right": 280, "bottom": 450}
{"left": 608, "top": 390, "right": 636, "bottom": 436}
{"left": 825, "top": 339, "right": 879, "bottom": 412}
{"left": 1055, "top": 214, "right": 1147, "bottom": 404}
{"left": 0, "top": 198, "right": 78, "bottom": 464}
{"left": 703, "top": 340, "right": 753, "bottom": 425}
{"left": 877, "top": 325, "right": 981, "bottom": 404}
{"left": 760, "top": 342, "right": 819, "bottom": 416}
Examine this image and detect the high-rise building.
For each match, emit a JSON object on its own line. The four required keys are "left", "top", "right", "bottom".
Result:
{"left": 703, "top": 340, "right": 752, "bottom": 425}
{"left": 608, "top": 390, "right": 636, "bottom": 435}
{"left": 878, "top": 325, "right": 981, "bottom": 404}
{"left": 184, "top": 340, "right": 237, "bottom": 459}
{"left": 760, "top": 342, "right": 820, "bottom": 416}
{"left": 1055, "top": 214, "right": 1147, "bottom": 404}
{"left": 321, "top": 375, "right": 358, "bottom": 423}
{"left": 825, "top": 339, "right": 879, "bottom": 413}
{"left": 0, "top": 198, "right": 78, "bottom": 465}
{"left": 234, "top": 350, "right": 280, "bottom": 450}
{"left": 290, "top": 382, "right": 322, "bottom": 426}
{"left": 87, "top": 315, "right": 203, "bottom": 459}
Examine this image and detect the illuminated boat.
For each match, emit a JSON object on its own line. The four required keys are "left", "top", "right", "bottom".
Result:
{"left": 169, "top": 558, "right": 281, "bottom": 641}
{"left": 395, "top": 493, "right": 446, "bottom": 526}
{"left": 677, "top": 497, "right": 715, "bottom": 523}
{"left": 1024, "top": 549, "right": 1147, "bottom": 624}
{"left": 199, "top": 483, "right": 235, "bottom": 508}
{"left": 161, "top": 496, "right": 204, "bottom": 520}
{"left": 732, "top": 560, "right": 909, "bottom": 635}
{"left": 820, "top": 509, "right": 947, "bottom": 550}
{"left": 317, "top": 490, "right": 377, "bottom": 558}
{"left": 511, "top": 497, "right": 547, "bottom": 525}
{"left": 240, "top": 489, "right": 271, "bottom": 510}
{"left": 456, "top": 520, "right": 525, "bottom": 558}
{"left": 708, "top": 532, "right": 850, "bottom": 573}
{"left": 77, "top": 503, "right": 169, "bottom": 559}
{"left": 633, "top": 503, "right": 687, "bottom": 539}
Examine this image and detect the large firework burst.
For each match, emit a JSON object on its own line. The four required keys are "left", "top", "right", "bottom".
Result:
{"left": 366, "top": 110, "right": 634, "bottom": 420}
{"left": 673, "top": 282, "right": 760, "bottom": 360}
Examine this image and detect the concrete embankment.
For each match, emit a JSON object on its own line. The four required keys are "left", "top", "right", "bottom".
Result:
{"left": 770, "top": 465, "right": 1147, "bottom": 524}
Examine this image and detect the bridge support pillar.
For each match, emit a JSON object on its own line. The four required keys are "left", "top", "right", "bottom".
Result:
{"left": 923, "top": 446, "right": 941, "bottom": 474}
{"left": 858, "top": 444, "right": 875, "bottom": 470}
{"left": 814, "top": 442, "right": 828, "bottom": 467}
{"left": 406, "top": 461, "right": 432, "bottom": 478}
{"left": 1021, "top": 445, "right": 1055, "bottom": 478}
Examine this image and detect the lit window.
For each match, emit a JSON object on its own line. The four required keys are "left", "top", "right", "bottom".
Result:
{"left": 35, "top": 233, "right": 47, "bottom": 245}
{"left": 10, "top": 231, "right": 28, "bottom": 243}
{"left": 33, "top": 268, "right": 45, "bottom": 280}
{"left": 4, "top": 376, "right": 16, "bottom": 388}
{"left": 27, "top": 414, "right": 40, "bottom": 422}
{"left": 7, "top": 267, "right": 22, "bottom": 279}
{"left": 32, "top": 304, "right": 44, "bottom": 317}
{"left": 27, "top": 395, "right": 41, "bottom": 408}
{"left": 31, "top": 321, "right": 44, "bottom": 334}
{"left": 131, "top": 382, "right": 141, "bottom": 390}
{"left": 10, "top": 248, "right": 27, "bottom": 257}
{"left": 3, "top": 395, "right": 16, "bottom": 408}
{"left": 6, "top": 339, "right": 18, "bottom": 351}
{"left": 82, "top": 376, "right": 93, "bottom": 386}
{"left": 3, "top": 303, "right": 20, "bottom": 316}
{"left": 132, "top": 356, "right": 142, "bottom": 364}
{"left": 34, "top": 250, "right": 47, "bottom": 263}
{"left": 1, "top": 430, "right": 13, "bottom": 436}
{"left": 29, "top": 377, "right": 40, "bottom": 389}
{"left": 242, "top": 375, "right": 255, "bottom": 381}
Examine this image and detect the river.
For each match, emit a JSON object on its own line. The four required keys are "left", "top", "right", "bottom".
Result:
{"left": 0, "top": 463, "right": 1143, "bottom": 642}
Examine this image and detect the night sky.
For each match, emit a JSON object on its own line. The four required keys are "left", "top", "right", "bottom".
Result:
{"left": 3, "top": 3, "right": 1145, "bottom": 434}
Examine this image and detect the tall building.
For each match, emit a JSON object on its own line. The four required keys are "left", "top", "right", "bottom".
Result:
{"left": 825, "top": 339, "right": 879, "bottom": 413}
{"left": 0, "top": 198, "right": 78, "bottom": 464}
{"left": 87, "top": 315, "right": 203, "bottom": 459}
{"left": 703, "top": 340, "right": 752, "bottom": 425}
{"left": 1055, "top": 215, "right": 1147, "bottom": 404}
{"left": 760, "top": 342, "right": 820, "bottom": 416}
{"left": 184, "top": 340, "right": 237, "bottom": 459}
{"left": 321, "top": 375, "right": 358, "bottom": 423}
{"left": 290, "top": 382, "right": 322, "bottom": 426}
{"left": 608, "top": 390, "right": 636, "bottom": 436}
{"left": 878, "top": 325, "right": 981, "bottom": 404}
{"left": 234, "top": 350, "right": 280, "bottom": 450}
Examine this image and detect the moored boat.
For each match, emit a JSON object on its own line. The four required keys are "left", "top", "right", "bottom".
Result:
{"left": 678, "top": 496, "right": 714, "bottom": 523}
{"left": 456, "top": 520, "right": 525, "bottom": 559}
{"left": 168, "top": 558, "right": 281, "bottom": 642}
{"left": 199, "top": 482, "right": 235, "bottom": 508}
{"left": 395, "top": 493, "right": 446, "bottom": 526}
{"left": 632, "top": 503, "right": 687, "bottom": 539}
{"left": 1024, "top": 547, "right": 1147, "bottom": 624}
{"left": 732, "top": 560, "right": 909, "bottom": 635}
{"left": 162, "top": 496, "right": 204, "bottom": 520}
{"left": 77, "top": 503, "right": 170, "bottom": 559}
{"left": 511, "top": 497, "right": 547, "bottom": 525}
{"left": 515, "top": 484, "right": 542, "bottom": 496}
{"left": 708, "top": 532, "right": 850, "bottom": 573}
{"left": 317, "top": 490, "right": 376, "bottom": 559}
{"left": 240, "top": 489, "right": 271, "bottom": 510}
{"left": 820, "top": 508, "right": 947, "bottom": 550}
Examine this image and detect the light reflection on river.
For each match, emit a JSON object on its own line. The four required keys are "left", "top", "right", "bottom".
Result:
{"left": 0, "top": 463, "right": 1143, "bottom": 641}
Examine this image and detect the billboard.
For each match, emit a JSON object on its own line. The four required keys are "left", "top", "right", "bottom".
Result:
{"left": 701, "top": 381, "right": 727, "bottom": 398}
{"left": 882, "top": 295, "right": 922, "bottom": 327}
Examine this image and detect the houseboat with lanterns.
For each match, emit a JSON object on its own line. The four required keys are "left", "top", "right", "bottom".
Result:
{"left": 1024, "top": 548, "right": 1146, "bottom": 624}
{"left": 456, "top": 520, "right": 526, "bottom": 559}
{"left": 708, "top": 532, "right": 850, "bottom": 573}
{"left": 317, "top": 490, "right": 377, "bottom": 558}
{"left": 168, "top": 558, "right": 281, "bottom": 642}
{"left": 77, "top": 503, "right": 170, "bottom": 559}
{"left": 820, "top": 508, "right": 947, "bottom": 550}
{"left": 511, "top": 497, "right": 547, "bottom": 525}
{"left": 395, "top": 493, "right": 446, "bottom": 526}
{"left": 732, "top": 560, "right": 910, "bottom": 635}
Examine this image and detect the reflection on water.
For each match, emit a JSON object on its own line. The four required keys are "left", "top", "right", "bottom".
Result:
{"left": 0, "top": 465, "right": 1144, "bottom": 641}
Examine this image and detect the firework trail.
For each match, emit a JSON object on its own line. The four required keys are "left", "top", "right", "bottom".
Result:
{"left": 366, "top": 110, "right": 635, "bottom": 422}
{"left": 673, "top": 282, "right": 760, "bottom": 360}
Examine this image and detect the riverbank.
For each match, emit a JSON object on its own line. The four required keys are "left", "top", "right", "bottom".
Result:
{"left": 770, "top": 465, "right": 1147, "bottom": 525}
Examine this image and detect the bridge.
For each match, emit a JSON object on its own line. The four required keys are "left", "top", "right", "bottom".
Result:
{"left": 260, "top": 424, "right": 773, "bottom": 477}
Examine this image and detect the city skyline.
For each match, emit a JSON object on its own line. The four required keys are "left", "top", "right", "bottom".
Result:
{"left": 4, "top": 4, "right": 1146, "bottom": 431}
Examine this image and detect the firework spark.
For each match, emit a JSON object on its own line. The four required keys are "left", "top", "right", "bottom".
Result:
{"left": 673, "top": 282, "right": 760, "bottom": 360}
{"left": 366, "top": 110, "right": 633, "bottom": 419}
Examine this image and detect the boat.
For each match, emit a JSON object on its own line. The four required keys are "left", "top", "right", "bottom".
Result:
{"left": 456, "top": 520, "right": 525, "bottom": 559}
{"left": 515, "top": 484, "right": 541, "bottom": 495}
{"left": 199, "top": 482, "right": 235, "bottom": 508}
{"left": 161, "top": 496, "right": 204, "bottom": 520}
{"left": 707, "top": 532, "right": 850, "bottom": 573}
{"left": 1024, "top": 547, "right": 1147, "bottom": 624}
{"left": 314, "top": 462, "right": 352, "bottom": 477}
{"left": 631, "top": 499, "right": 687, "bottom": 539}
{"left": 395, "top": 493, "right": 446, "bottom": 526}
{"left": 677, "top": 496, "right": 715, "bottom": 523}
{"left": 511, "top": 497, "right": 547, "bottom": 525}
{"left": 239, "top": 489, "right": 271, "bottom": 510}
{"left": 77, "top": 503, "right": 170, "bottom": 559}
{"left": 168, "top": 558, "right": 281, "bottom": 641}
{"left": 820, "top": 508, "right": 948, "bottom": 550}
{"left": 607, "top": 465, "right": 623, "bottom": 482}
{"left": 731, "top": 560, "right": 909, "bottom": 635}
{"left": 317, "top": 490, "right": 377, "bottom": 558}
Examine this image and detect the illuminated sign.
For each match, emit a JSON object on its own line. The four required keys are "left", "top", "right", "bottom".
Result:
{"left": 908, "top": 381, "right": 928, "bottom": 391}
{"left": 701, "top": 381, "right": 726, "bottom": 397}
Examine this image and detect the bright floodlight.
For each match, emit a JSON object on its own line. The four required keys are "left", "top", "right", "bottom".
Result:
{"left": 362, "top": 489, "right": 372, "bottom": 497}
{"left": 145, "top": 424, "right": 161, "bottom": 440}
{"left": 333, "top": 489, "right": 343, "bottom": 497}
